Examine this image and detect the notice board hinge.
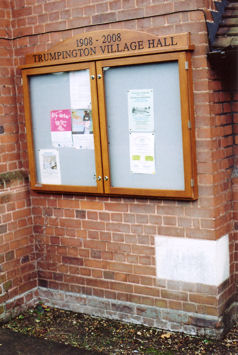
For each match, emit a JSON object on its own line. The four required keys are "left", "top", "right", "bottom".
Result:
{"left": 191, "top": 179, "right": 194, "bottom": 188}
{"left": 188, "top": 120, "right": 191, "bottom": 129}
{"left": 185, "top": 61, "right": 189, "bottom": 70}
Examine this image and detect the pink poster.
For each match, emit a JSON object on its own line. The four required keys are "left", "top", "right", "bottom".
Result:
{"left": 50, "top": 109, "right": 72, "bottom": 132}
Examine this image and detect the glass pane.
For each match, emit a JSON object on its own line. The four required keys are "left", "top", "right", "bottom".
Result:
{"left": 29, "top": 70, "right": 97, "bottom": 186}
{"left": 104, "top": 61, "right": 185, "bottom": 190}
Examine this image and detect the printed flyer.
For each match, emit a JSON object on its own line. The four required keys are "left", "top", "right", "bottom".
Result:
{"left": 129, "top": 132, "right": 155, "bottom": 174}
{"left": 71, "top": 109, "right": 94, "bottom": 149}
{"left": 39, "top": 149, "right": 61, "bottom": 184}
{"left": 69, "top": 70, "right": 91, "bottom": 109}
{"left": 128, "top": 89, "right": 154, "bottom": 132}
{"left": 50, "top": 109, "right": 72, "bottom": 147}
{"left": 50, "top": 109, "right": 94, "bottom": 150}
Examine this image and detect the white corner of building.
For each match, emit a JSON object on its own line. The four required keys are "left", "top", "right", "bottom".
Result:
{"left": 155, "top": 234, "right": 230, "bottom": 286}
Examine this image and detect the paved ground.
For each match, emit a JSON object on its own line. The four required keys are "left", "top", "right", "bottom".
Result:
{"left": 0, "top": 328, "right": 103, "bottom": 355}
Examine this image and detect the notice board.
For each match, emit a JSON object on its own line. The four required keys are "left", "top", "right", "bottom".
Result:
{"left": 21, "top": 30, "right": 197, "bottom": 199}
{"left": 103, "top": 61, "right": 184, "bottom": 190}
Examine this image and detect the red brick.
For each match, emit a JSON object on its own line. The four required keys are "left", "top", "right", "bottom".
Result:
{"left": 58, "top": 199, "right": 79, "bottom": 209}
{"left": 91, "top": 249, "right": 101, "bottom": 259}
{"left": 84, "top": 240, "right": 106, "bottom": 250}
{"left": 109, "top": 0, "right": 122, "bottom": 10}
{"left": 131, "top": 245, "right": 154, "bottom": 256}
{"left": 105, "top": 202, "right": 128, "bottom": 212}
{"left": 44, "top": 0, "right": 66, "bottom": 12}
{"left": 133, "top": 265, "right": 156, "bottom": 276}
{"left": 62, "top": 256, "right": 83, "bottom": 266}
{"left": 131, "top": 224, "right": 143, "bottom": 233}
{"left": 92, "top": 11, "right": 116, "bottom": 24}
{"left": 112, "top": 233, "right": 124, "bottom": 243}
{"left": 145, "top": 3, "right": 173, "bottom": 16}
{"left": 106, "top": 222, "right": 130, "bottom": 233}
{"left": 108, "top": 262, "right": 132, "bottom": 273}
{"left": 134, "top": 285, "right": 157, "bottom": 297}
{"left": 87, "top": 230, "right": 99, "bottom": 240}
{"left": 109, "top": 242, "right": 131, "bottom": 254}
{"left": 12, "top": 7, "right": 32, "bottom": 18}
{"left": 0, "top": 224, "right": 7, "bottom": 234}
{"left": 61, "top": 237, "right": 82, "bottom": 248}
{"left": 82, "top": 220, "right": 106, "bottom": 231}
{"left": 130, "top": 203, "right": 155, "bottom": 214}
{"left": 80, "top": 201, "right": 104, "bottom": 210}
{"left": 189, "top": 293, "right": 218, "bottom": 306}
{"left": 161, "top": 289, "right": 188, "bottom": 302}
{"left": 140, "top": 276, "right": 153, "bottom": 286}
{"left": 196, "top": 305, "right": 218, "bottom": 316}
{"left": 111, "top": 281, "right": 133, "bottom": 293}
{"left": 163, "top": 216, "right": 177, "bottom": 226}
{"left": 16, "top": 245, "right": 33, "bottom": 258}
{"left": 104, "top": 271, "right": 114, "bottom": 280}
{"left": 139, "top": 256, "right": 152, "bottom": 266}
{"left": 67, "top": 0, "right": 89, "bottom": 7}
{"left": 87, "top": 211, "right": 98, "bottom": 220}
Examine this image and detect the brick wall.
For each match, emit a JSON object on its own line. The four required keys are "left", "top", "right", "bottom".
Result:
{"left": 0, "top": 181, "right": 38, "bottom": 319}
{"left": 0, "top": 0, "right": 16, "bottom": 174}
{"left": 207, "top": 62, "right": 235, "bottom": 309}
{"left": 0, "top": 1, "right": 37, "bottom": 319}
{"left": 0, "top": 0, "right": 236, "bottom": 336}
{"left": 232, "top": 90, "right": 238, "bottom": 287}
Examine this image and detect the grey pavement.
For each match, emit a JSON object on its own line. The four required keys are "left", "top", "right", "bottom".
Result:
{"left": 0, "top": 327, "right": 103, "bottom": 355}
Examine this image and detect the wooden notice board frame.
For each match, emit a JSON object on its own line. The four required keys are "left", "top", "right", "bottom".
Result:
{"left": 22, "top": 62, "right": 104, "bottom": 194}
{"left": 21, "top": 29, "right": 197, "bottom": 200}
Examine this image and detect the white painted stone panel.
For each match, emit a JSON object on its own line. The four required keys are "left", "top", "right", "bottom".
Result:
{"left": 155, "top": 234, "right": 230, "bottom": 286}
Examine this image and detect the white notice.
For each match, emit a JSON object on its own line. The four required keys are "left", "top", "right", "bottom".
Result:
{"left": 71, "top": 109, "right": 94, "bottom": 149}
{"left": 73, "top": 134, "right": 94, "bottom": 150}
{"left": 130, "top": 133, "right": 155, "bottom": 174}
{"left": 128, "top": 89, "right": 154, "bottom": 132}
{"left": 69, "top": 70, "right": 91, "bottom": 109}
{"left": 39, "top": 149, "right": 61, "bottom": 185}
